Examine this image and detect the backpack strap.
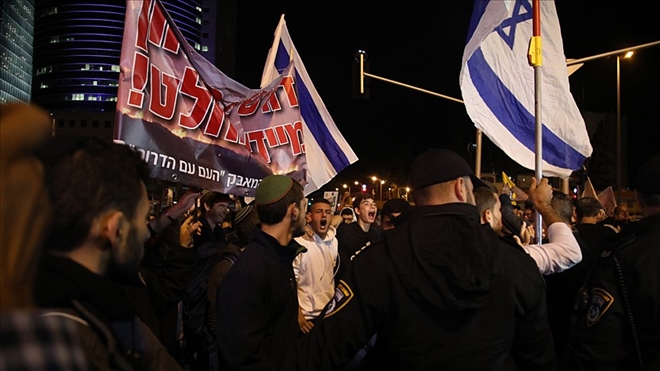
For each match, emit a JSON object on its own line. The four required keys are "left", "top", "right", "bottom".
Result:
{"left": 40, "top": 301, "right": 136, "bottom": 371}
{"left": 41, "top": 311, "right": 89, "bottom": 327}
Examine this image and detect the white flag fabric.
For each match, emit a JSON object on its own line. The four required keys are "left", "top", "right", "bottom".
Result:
{"left": 580, "top": 176, "right": 598, "bottom": 200}
{"left": 261, "top": 15, "right": 358, "bottom": 195}
{"left": 460, "top": 0, "right": 592, "bottom": 178}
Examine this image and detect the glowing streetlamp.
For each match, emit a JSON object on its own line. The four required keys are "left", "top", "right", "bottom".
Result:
{"left": 371, "top": 176, "right": 386, "bottom": 204}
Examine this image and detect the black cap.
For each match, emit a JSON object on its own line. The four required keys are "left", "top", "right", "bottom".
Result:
{"left": 634, "top": 154, "right": 660, "bottom": 195}
{"left": 409, "top": 148, "right": 487, "bottom": 190}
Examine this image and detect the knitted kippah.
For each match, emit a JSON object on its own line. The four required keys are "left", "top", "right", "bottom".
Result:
{"left": 255, "top": 175, "right": 294, "bottom": 205}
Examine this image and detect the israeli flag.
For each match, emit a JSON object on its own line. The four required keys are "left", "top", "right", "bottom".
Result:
{"left": 460, "top": 0, "right": 592, "bottom": 178}
{"left": 262, "top": 15, "right": 358, "bottom": 194}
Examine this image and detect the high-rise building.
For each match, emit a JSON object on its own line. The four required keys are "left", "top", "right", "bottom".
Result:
{"left": 31, "top": 0, "right": 203, "bottom": 138}
{"left": 1, "top": 0, "right": 35, "bottom": 103}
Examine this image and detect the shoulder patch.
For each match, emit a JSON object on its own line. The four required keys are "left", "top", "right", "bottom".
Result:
{"left": 586, "top": 287, "right": 614, "bottom": 327}
{"left": 323, "top": 280, "right": 354, "bottom": 318}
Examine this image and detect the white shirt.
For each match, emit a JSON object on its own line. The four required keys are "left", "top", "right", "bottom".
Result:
{"left": 293, "top": 226, "right": 339, "bottom": 320}
{"left": 522, "top": 222, "right": 582, "bottom": 275}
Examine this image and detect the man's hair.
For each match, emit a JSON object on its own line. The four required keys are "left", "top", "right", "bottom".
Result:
{"left": 352, "top": 194, "right": 375, "bottom": 209}
{"left": 41, "top": 138, "right": 150, "bottom": 253}
{"left": 474, "top": 187, "right": 497, "bottom": 216}
{"left": 550, "top": 191, "right": 573, "bottom": 224}
{"left": 256, "top": 180, "right": 304, "bottom": 225}
{"left": 340, "top": 208, "right": 353, "bottom": 216}
{"left": 309, "top": 198, "right": 332, "bottom": 210}
{"left": 575, "top": 197, "right": 602, "bottom": 221}
{"left": 200, "top": 191, "right": 230, "bottom": 215}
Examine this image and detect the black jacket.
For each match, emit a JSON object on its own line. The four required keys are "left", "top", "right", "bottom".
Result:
{"left": 34, "top": 254, "right": 182, "bottom": 370}
{"left": 285, "top": 203, "right": 555, "bottom": 370}
{"left": 563, "top": 213, "right": 660, "bottom": 370}
{"left": 215, "top": 229, "right": 305, "bottom": 371}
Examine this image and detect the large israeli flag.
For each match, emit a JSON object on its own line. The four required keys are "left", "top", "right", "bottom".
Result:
{"left": 261, "top": 15, "right": 358, "bottom": 195}
{"left": 460, "top": 0, "right": 592, "bottom": 178}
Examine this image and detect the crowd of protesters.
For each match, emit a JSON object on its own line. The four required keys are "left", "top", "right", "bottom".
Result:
{"left": 1, "top": 102, "right": 659, "bottom": 371}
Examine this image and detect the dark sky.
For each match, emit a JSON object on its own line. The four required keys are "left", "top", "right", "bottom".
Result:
{"left": 231, "top": 1, "right": 660, "bottom": 191}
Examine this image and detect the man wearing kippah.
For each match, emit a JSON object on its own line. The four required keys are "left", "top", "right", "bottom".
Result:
{"left": 563, "top": 154, "right": 660, "bottom": 370}
{"left": 215, "top": 174, "right": 307, "bottom": 370}
{"left": 284, "top": 148, "right": 555, "bottom": 370}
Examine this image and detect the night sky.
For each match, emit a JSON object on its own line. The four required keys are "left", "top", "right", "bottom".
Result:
{"left": 231, "top": 1, "right": 660, "bottom": 191}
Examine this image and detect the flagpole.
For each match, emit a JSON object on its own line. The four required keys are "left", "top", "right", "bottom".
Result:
{"left": 529, "top": 0, "right": 544, "bottom": 242}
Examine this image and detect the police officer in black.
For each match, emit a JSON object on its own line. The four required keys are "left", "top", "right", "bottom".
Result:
{"left": 283, "top": 149, "right": 555, "bottom": 370}
{"left": 563, "top": 154, "right": 660, "bottom": 370}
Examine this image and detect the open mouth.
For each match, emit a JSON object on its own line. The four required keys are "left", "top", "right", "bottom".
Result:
{"left": 368, "top": 211, "right": 376, "bottom": 220}
{"left": 320, "top": 219, "right": 328, "bottom": 227}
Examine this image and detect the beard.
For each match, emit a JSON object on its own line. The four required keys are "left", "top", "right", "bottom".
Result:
{"left": 106, "top": 227, "right": 145, "bottom": 285}
{"left": 291, "top": 213, "right": 307, "bottom": 238}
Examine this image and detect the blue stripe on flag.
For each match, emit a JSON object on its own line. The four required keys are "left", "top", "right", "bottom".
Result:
{"left": 468, "top": 47, "right": 587, "bottom": 169}
{"left": 274, "top": 40, "right": 351, "bottom": 172}
{"left": 465, "top": 0, "right": 489, "bottom": 44}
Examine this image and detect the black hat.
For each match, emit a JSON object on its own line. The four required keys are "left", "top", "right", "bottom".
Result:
{"left": 381, "top": 198, "right": 411, "bottom": 218}
{"left": 409, "top": 148, "right": 487, "bottom": 190}
{"left": 634, "top": 154, "right": 660, "bottom": 195}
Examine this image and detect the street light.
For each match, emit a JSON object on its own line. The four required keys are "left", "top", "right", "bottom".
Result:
{"left": 371, "top": 176, "right": 387, "bottom": 205}
{"left": 617, "top": 51, "right": 633, "bottom": 203}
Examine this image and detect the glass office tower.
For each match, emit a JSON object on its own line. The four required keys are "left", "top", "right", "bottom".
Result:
{"left": 31, "top": 0, "right": 202, "bottom": 113}
{"left": 1, "top": 0, "right": 34, "bottom": 103}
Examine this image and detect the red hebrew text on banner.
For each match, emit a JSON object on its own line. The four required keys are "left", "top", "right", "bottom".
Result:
{"left": 115, "top": 0, "right": 307, "bottom": 196}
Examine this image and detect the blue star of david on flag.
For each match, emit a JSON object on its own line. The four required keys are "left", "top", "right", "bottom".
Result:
{"left": 495, "top": 0, "right": 533, "bottom": 49}
{"left": 459, "top": 0, "right": 593, "bottom": 178}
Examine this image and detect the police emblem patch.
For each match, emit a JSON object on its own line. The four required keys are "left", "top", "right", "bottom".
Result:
{"left": 586, "top": 287, "right": 614, "bottom": 327}
{"left": 323, "top": 280, "right": 354, "bottom": 318}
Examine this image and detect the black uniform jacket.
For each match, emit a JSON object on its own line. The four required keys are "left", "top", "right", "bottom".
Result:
{"left": 215, "top": 229, "right": 305, "bottom": 371}
{"left": 563, "top": 212, "right": 660, "bottom": 370}
{"left": 284, "top": 203, "right": 555, "bottom": 371}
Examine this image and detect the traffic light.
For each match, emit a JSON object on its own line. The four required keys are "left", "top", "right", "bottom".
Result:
{"left": 352, "top": 50, "right": 370, "bottom": 99}
{"left": 361, "top": 183, "right": 367, "bottom": 193}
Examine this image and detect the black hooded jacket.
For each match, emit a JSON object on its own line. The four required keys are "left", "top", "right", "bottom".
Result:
{"left": 285, "top": 203, "right": 555, "bottom": 370}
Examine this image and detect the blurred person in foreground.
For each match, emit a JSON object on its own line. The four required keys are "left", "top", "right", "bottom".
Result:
{"left": 33, "top": 136, "right": 181, "bottom": 370}
{"left": 283, "top": 148, "right": 555, "bottom": 370}
{"left": 0, "top": 103, "right": 87, "bottom": 370}
{"left": 563, "top": 154, "right": 660, "bottom": 370}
